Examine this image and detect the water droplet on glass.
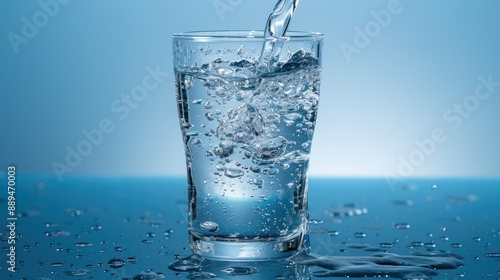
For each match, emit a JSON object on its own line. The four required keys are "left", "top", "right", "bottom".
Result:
{"left": 108, "top": 258, "right": 125, "bottom": 268}
{"left": 200, "top": 221, "right": 219, "bottom": 232}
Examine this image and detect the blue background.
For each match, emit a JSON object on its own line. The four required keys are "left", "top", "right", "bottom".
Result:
{"left": 1, "top": 0, "right": 499, "bottom": 182}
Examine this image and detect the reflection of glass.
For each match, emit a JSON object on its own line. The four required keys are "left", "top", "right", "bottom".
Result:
{"left": 169, "top": 253, "right": 310, "bottom": 280}
{"left": 173, "top": 31, "right": 323, "bottom": 260}
{"left": 169, "top": 250, "right": 465, "bottom": 280}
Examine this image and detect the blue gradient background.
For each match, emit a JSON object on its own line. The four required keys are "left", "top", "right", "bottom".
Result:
{"left": 1, "top": 0, "right": 499, "bottom": 181}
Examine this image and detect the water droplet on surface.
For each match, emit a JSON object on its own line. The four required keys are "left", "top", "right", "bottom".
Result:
{"left": 126, "top": 257, "right": 138, "bottom": 263}
{"left": 354, "top": 232, "right": 367, "bottom": 238}
{"left": 347, "top": 243, "right": 370, "bottom": 249}
{"left": 378, "top": 242, "right": 394, "bottom": 248}
{"left": 328, "top": 230, "right": 340, "bottom": 236}
{"left": 220, "top": 266, "right": 259, "bottom": 275}
{"left": 395, "top": 223, "right": 411, "bottom": 229}
{"left": 64, "top": 269, "right": 90, "bottom": 276}
{"left": 484, "top": 252, "right": 500, "bottom": 258}
{"left": 132, "top": 271, "right": 161, "bottom": 280}
{"left": 308, "top": 219, "right": 324, "bottom": 225}
{"left": 90, "top": 225, "right": 102, "bottom": 230}
{"left": 69, "top": 210, "right": 84, "bottom": 217}
{"left": 200, "top": 221, "right": 219, "bottom": 232}
{"left": 75, "top": 242, "right": 93, "bottom": 247}
{"left": 168, "top": 255, "right": 203, "bottom": 272}
{"left": 108, "top": 258, "right": 125, "bottom": 268}
{"left": 424, "top": 242, "right": 436, "bottom": 249}
{"left": 45, "top": 230, "right": 70, "bottom": 237}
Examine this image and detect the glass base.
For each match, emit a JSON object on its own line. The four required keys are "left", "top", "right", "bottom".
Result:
{"left": 189, "top": 230, "right": 305, "bottom": 261}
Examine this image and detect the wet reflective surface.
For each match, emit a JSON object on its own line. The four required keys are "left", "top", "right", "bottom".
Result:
{"left": 1, "top": 176, "right": 499, "bottom": 279}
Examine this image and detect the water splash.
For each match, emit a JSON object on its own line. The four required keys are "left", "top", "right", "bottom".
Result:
{"left": 168, "top": 250, "right": 464, "bottom": 279}
{"left": 258, "top": 0, "right": 300, "bottom": 72}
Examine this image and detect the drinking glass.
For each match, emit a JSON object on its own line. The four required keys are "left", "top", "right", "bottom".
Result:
{"left": 173, "top": 30, "right": 323, "bottom": 260}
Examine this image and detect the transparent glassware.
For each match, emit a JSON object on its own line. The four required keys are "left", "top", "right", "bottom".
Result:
{"left": 173, "top": 30, "right": 323, "bottom": 260}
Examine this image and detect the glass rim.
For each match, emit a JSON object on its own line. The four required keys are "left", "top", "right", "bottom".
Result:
{"left": 172, "top": 30, "right": 323, "bottom": 41}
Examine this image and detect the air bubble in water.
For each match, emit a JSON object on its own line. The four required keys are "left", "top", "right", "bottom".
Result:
{"left": 200, "top": 221, "right": 219, "bottom": 232}
{"left": 225, "top": 167, "right": 244, "bottom": 178}
{"left": 108, "top": 258, "right": 125, "bottom": 268}
{"left": 204, "top": 99, "right": 214, "bottom": 109}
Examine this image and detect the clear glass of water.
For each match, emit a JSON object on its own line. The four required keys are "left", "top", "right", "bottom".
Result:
{"left": 173, "top": 30, "right": 323, "bottom": 260}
